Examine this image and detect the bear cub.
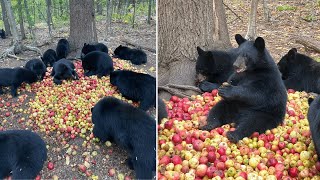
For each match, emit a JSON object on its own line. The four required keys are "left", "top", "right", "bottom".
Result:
{"left": 200, "top": 35, "right": 287, "bottom": 143}
{"left": 91, "top": 97, "right": 156, "bottom": 179}
{"left": 114, "top": 45, "right": 147, "bottom": 65}
{"left": 25, "top": 58, "right": 47, "bottom": 80}
{"left": 41, "top": 49, "right": 58, "bottom": 67}
{"left": 0, "top": 130, "right": 47, "bottom": 179}
{"left": 82, "top": 51, "right": 114, "bottom": 78}
{"left": 81, "top": 43, "right": 108, "bottom": 57}
{"left": 56, "top": 38, "right": 70, "bottom": 59}
{"left": 110, "top": 70, "right": 156, "bottom": 111}
{"left": 51, "top": 59, "right": 79, "bottom": 85}
{"left": 278, "top": 48, "right": 320, "bottom": 94}
{"left": 0, "top": 68, "right": 38, "bottom": 96}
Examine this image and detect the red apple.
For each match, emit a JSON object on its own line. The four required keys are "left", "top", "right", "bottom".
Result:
{"left": 289, "top": 167, "right": 298, "bottom": 177}
{"left": 47, "top": 162, "right": 54, "bottom": 170}
{"left": 199, "top": 156, "right": 208, "bottom": 164}
{"left": 193, "top": 139, "right": 204, "bottom": 151}
{"left": 159, "top": 155, "right": 171, "bottom": 165}
{"left": 172, "top": 134, "right": 182, "bottom": 145}
{"left": 172, "top": 155, "right": 182, "bottom": 165}
{"left": 196, "top": 164, "right": 208, "bottom": 177}
{"left": 207, "top": 151, "right": 216, "bottom": 163}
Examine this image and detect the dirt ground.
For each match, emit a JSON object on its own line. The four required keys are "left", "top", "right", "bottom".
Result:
{"left": 0, "top": 18, "right": 156, "bottom": 179}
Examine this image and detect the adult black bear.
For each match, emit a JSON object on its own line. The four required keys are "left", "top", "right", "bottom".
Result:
{"left": 25, "top": 59, "right": 47, "bottom": 80}
{"left": 196, "top": 45, "right": 239, "bottom": 92}
{"left": 200, "top": 35, "right": 287, "bottom": 143}
{"left": 278, "top": 48, "right": 320, "bottom": 93}
{"left": 0, "top": 68, "right": 38, "bottom": 96}
{"left": 114, "top": 45, "right": 147, "bottom": 65}
{"left": 82, "top": 51, "right": 114, "bottom": 78}
{"left": 307, "top": 96, "right": 320, "bottom": 161}
{"left": 110, "top": 70, "right": 156, "bottom": 111}
{"left": 0, "top": 130, "right": 47, "bottom": 179}
{"left": 158, "top": 98, "right": 168, "bottom": 124}
{"left": 56, "top": 38, "right": 70, "bottom": 59}
{"left": 51, "top": 59, "right": 79, "bottom": 85}
{"left": 81, "top": 43, "right": 108, "bottom": 57}
{"left": 0, "top": 29, "right": 6, "bottom": 39}
{"left": 41, "top": 49, "right": 58, "bottom": 67}
{"left": 91, "top": 97, "right": 156, "bottom": 179}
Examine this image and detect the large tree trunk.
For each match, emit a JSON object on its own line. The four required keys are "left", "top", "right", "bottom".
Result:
{"left": 159, "top": 0, "right": 231, "bottom": 93}
{"left": 245, "top": 0, "right": 259, "bottom": 40}
{"left": 46, "top": 0, "right": 53, "bottom": 37}
{"left": 0, "top": 0, "right": 11, "bottom": 36}
{"left": 69, "top": 0, "right": 97, "bottom": 51}
{"left": 17, "top": 0, "right": 26, "bottom": 39}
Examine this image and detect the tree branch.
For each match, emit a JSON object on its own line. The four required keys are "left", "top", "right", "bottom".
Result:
{"left": 121, "top": 39, "right": 156, "bottom": 53}
{"left": 294, "top": 36, "right": 320, "bottom": 53}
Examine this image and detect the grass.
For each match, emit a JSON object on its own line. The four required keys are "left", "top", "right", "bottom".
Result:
{"left": 276, "top": 5, "right": 297, "bottom": 11}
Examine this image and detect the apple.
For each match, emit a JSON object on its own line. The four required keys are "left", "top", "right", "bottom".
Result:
{"left": 172, "top": 134, "right": 182, "bottom": 145}
{"left": 171, "top": 155, "right": 182, "bottom": 165}
{"left": 195, "top": 164, "right": 207, "bottom": 177}
{"left": 160, "top": 155, "right": 171, "bottom": 165}
{"left": 199, "top": 156, "right": 208, "bottom": 164}
{"left": 267, "top": 158, "right": 278, "bottom": 167}
{"left": 47, "top": 162, "right": 54, "bottom": 170}
{"left": 207, "top": 151, "right": 216, "bottom": 163}
{"left": 192, "top": 139, "right": 204, "bottom": 151}
{"left": 288, "top": 167, "right": 298, "bottom": 177}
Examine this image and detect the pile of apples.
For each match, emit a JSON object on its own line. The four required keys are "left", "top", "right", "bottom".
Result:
{"left": 27, "top": 60, "right": 143, "bottom": 141}
{"left": 158, "top": 89, "right": 320, "bottom": 179}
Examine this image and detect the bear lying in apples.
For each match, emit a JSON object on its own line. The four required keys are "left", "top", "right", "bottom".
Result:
{"left": 41, "top": 49, "right": 58, "bottom": 67}
{"left": 51, "top": 59, "right": 79, "bottom": 85}
{"left": 0, "top": 130, "right": 47, "bottom": 179}
{"left": 25, "top": 58, "right": 47, "bottom": 80}
{"left": 110, "top": 70, "right": 156, "bottom": 111}
{"left": 91, "top": 97, "right": 156, "bottom": 179}
{"left": 81, "top": 51, "right": 114, "bottom": 78}
{"left": 200, "top": 34, "right": 287, "bottom": 143}
{"left": 113, "top": 45, "right": 147, "bottom": 65}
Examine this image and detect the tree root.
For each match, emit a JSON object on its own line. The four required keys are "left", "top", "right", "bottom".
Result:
{"left": 7, "top": 54, "right": 26, "bottom": 60}
{"left": 0, "top": 43, "right": 42, "bottom": 61}
{"left": 167, "top": 84, "right": 202, "bottom": 93}
{"left": 158, "top": 86, "right": 192, "bottom": 99}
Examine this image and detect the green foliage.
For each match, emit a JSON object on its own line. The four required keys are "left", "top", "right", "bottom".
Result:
{"left": 276, "top": 5, "right": 297, "bottom": 11}
{"left": 303, "top": 15, "right": 316, "bottom": 22}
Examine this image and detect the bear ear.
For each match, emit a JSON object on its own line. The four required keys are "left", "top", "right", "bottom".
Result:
{"left": 235, "top": 34, "right": 246, "bottom": 45}
{"left": 84, "top": 43, "right": 87, "bottom": 46}
{"left": 308, "top": 97, "right": 315, "bottom": 105}
{"left": 254, "top": 37, "right": 265, "bottom": 51}
{"left": 287, "top": 48, "right": 297, "bottom": 60}
{"left": 197, "top": 46, "right": 205, "bottom": 56}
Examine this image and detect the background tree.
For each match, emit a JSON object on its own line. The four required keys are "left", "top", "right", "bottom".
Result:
{"left": 0, "top": 0, "right": 11, "bottom": 36}
{"left": 17, "top": 0, "right": 26, "bottom": 39}
{"left": 158, "top": 0, "right": 231, "bottom": 98}
{"left": 69, "top": 0, "right": 97, "bottom": 52}
{"left": 46, "top": 0, "right": 54, "bottom": 37}
{"left": 245, "top": 0, "right": 259, "bottom": 40}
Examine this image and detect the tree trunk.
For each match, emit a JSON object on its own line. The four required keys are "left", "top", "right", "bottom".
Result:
{"left": 69, "top": 0, "right": 97, "bottom": 51}
{"left": 96, "top": 0, "right": 103, "bottom": 15}
{"left": 4, "top": 0, "right": 19, "bottom": 41}
{"left": 46, "top": 0, "right": 53, "bottom": 37}
{"left": 245, "top": 0, "right": 259, "bottom": 40}
{"left": 132, "top": 0, "right": 136, "bottom": 28}
{"left": 147, "top": 0, "right": 152, "bottom": 24}
{"left": 59, "top": 0, "right": 63, "bottom": 16}
{"left": 106, "top": 0, "right": 113, "bottom": 36}
{"left": 159, "top": 0, "right": 231, "bottom": 91}
{"left": 24, "top": 0, "right": 36, "bottom": 43}
{"left": 17, "top": 0, "right": 26, "bottom": 39}
{"left": 0, "top": 0, "right": 11, "bottom": 36}
{"left": 263, "top": 0, "right": 270, "bottom": 22}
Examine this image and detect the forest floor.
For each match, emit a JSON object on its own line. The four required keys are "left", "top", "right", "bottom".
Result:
{"left": 0, "top": 18, "right": 156, "bottom": 179}
{"left": 225, "top": 0, "right": 320, "bottom": 61}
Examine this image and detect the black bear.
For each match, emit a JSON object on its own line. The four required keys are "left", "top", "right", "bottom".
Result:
{"left": 81, "top": 43, "right": 108, "bottom": 57}
{"left": 0, "top": 29, "right": 6, "bottom": 39}
{"left": 200, "top": 35, "right": 288, "bottom": 143}
{"left": 82, "top": 51, "right": 114, "bottom": 78}
{"left": 25, "top": 59, "right": 47, "bottom": 80}
{"left": 51, "top": 59, "right": 79, "bottom": 85}
{"left": 0, "top": 130, "right": 47, "bottom": 179}
{"left": 158, "top": 98, "right": 168, "bottom": 124}
{"left": 110, "top": 70, "right": 156, "bottom": 111}
{"left": 56, "top": 38, "right": 70, "bottom": 59}
{"left": 91, "top": 97, "right": 156, "bottom": 179}
{"left": 196, "top": 45, "right": 239, "bottom": 92}
{"left": 307, "top": 96, "right": 320, "bottom": 161}
{"left": 278, "top": 48, "right": 320, "bottom": 93}
{"left": 0, "top": 68, "right": 38, "bottom": 96}
{"left": 114, "top": 45, "right": 147, "bottom": 65}
{"left": 41, "top": 49, "right": 58, "bottom": 67}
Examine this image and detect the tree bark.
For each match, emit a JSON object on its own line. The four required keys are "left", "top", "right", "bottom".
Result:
{"left": 158, "top": 0, "right": 231, "bottom": 89}
{"left": 69, "top": 0, "right": 97, "bottom": 51}
{"left": 147, "top": 0, "right": 152, "bottom": 24}
{"left": 24, "top": 0, "right": 36, "bottom": 42}
{"left": 0, "top": 0, "right": 11, "bottom": 36}
{"left": 96, "top": 0, "right": 103, "bottom": 15}
{"left": 46, "top": 0, "right": 53, "bottom": 37}
{"left": 245, "top": 0, "right": 259, "bottom": 40}
{"left": 132, "top": 0, "right": 136, "bottom": 28}
{"left": 106, "top": 0, "right": 113, "bottom": 36}
{"left": 263, "top": 0, "right": 270, "bottom": 22}
{"left": 294, "top": 36, "right": 320, "bottom": 53}
{"left": 17, "top": 0, "right": 26, "bottom": 39}
{"left": 4, "top": 0, "right": 19, "bottom": 41}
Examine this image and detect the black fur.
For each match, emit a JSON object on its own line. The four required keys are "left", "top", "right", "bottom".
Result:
{"left": 0, "top": 130, "right": 47, "bottom": 179}
{"left": 158, "top": 98, "right": 168, "bottom": 124}
{"left": 0, "top": 29, "right": 6, "bottom": 39}
{"left": 25, "top": 59, "right": 47, "bottom": 80}
{"left": 307, "top": 96, "right": 320, "bottom": 161}
{"left": 200, "top": 35, "right": 287, "bottom": 143}
{"left": 0, "top": 68, "right": 38, "bottom": 96}
{"left": 81, "top": 43, "right": 108, "bottom": 57}
{"left": 110, "top": 70, "right": 156, "bottom": 111}
{"left": 91, "top": 97, "right": 156, "bottom": 179}
{"left": 82, "top": 51, "right": 114, "bottom": 78}
{"left": 114, "top": 45, "right": 147, "bottom": 65}
{"left": 56, "top": 39, "right": 70, "bottom": 59}
{"left": 51, "top": 59, "right": 79, "bottom": 85}
{"left": 41, "top": 49, "right": 58, "bottom": 67}
{"left": 278, "top": 48, "right": 320, "bottom": 93}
